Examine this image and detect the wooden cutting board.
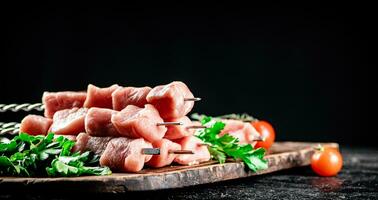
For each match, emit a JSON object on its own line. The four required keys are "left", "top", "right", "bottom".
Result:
{"left": 0, "top": 142, "right": 338, "bottom": 193}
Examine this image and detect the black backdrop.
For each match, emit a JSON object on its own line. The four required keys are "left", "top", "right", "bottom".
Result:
{"left": 0, "top": 5, "right": 376, "bottom": 146}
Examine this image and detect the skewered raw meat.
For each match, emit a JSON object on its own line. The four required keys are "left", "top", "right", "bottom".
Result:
{"left": 112, "top": 86, "right": 151, "bottom": 111}
{"left": 42, "top": 91, "right": 87, "bottom": 118}
{"left": 73, "top": 133, "right": 153, "bottom": 172}
{"left": 174, "top": 136, "right": 210, "bottom": 165}
{"left": 146, "top": 81, "right": 195, "bottom": 119}
{"left": 220, "top": 119, "right": 260, "bottom": 146}
{"left": 101, "top": 137, "right": 153, "bottom": 172}
{"left": 73, "top": 132, "right": 113, "bottom": 155}
{"left": 85, "top": 107, "right": 119, "bottom": 137}
{"left": 111, "top": 104, "right": 167, "bottom": 143}
{"left": 242, "top": 123, "right": 260, "bottom": 146}
{"left": 49, "top": 107, "right": 87, "bottom": 135}
{"left": 164, "top": 116, "right": 195, "bottom": 140}
{"left": 19, "top": 115, "right": 52, "bottom": 135}
{"left": 83, "top": 84, "right": 120, "bottom": 109}
{"left": 146, "top": 139, "right": 181, "bottom": 168}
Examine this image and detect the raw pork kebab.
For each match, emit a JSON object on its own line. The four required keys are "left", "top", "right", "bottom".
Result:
{"left": 19, "top": 81, "right": 261, "bottom": 172}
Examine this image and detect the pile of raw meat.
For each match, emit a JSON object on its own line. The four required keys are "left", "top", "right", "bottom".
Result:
{"left": 19, "top": 81, "right": 261, "bottom": 173}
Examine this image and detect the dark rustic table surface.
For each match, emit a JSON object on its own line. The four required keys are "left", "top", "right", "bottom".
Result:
{"left": 1, "top": 146, "right": 377, "bottom": 200}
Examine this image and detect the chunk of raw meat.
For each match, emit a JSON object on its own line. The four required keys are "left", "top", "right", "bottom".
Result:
{"left": 146, "top": 139, "right": 181, "bottom": 168}
{"left": 146, "top": 81, "right": 195, "bottom": 119}
{"left": 50, "top": 107, "right": 87, "bottom": 135}
{"left": 220, "top": 119, "right": 260, "bottom": 146}
{"left": 85, "top": 108, "right": 119, "bottom": 137}
{"left": 112, "top": 86, "right": 151, "bottom": 111}
{"left": 164, "top": 116, "right": 195, "bottom": 140}
{"left": 71, "top": 133, "right": 90, "bottom": 153}
{"left": 174, "top": 136, "right": 210, "bottom": 165}
{"left": 111, "top": 104, "right": 167, "bottom": 143}
{"left": 19, "top": 115, "right": 52, "bottom": 135}
{"left": 83, "top": 84, "right": 120, "bottom": 108}
{"left": 243, "top": 123, "right": 260, "bottom": 146}
{"left": 73, "top": 133, "right": 153, "bottom": 172}
{"left": 72, "top": 132, "right": 113, "bottom": 155}
{"left": 100, "top": 137, "right": 153, "bottom": 172}
{"left": 42, "top": 91, "right": 87, "bottom": 118}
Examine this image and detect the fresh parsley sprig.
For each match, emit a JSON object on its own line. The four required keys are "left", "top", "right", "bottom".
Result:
{"left": 0, "top": 133, "right": 111, "bottom": 177}
{"left": 194, "top": 116, "right": 268, "bottom": 172}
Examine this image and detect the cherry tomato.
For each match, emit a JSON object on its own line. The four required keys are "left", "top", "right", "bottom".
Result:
{"left": 311, "top": 147, "right": 343, "bottom": 177}
{"left": 252, "top": 120, "right": 275, "bottom": 150}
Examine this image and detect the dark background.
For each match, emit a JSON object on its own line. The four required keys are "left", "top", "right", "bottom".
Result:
{"left": 0, "top": 5, "right": 376, "bottom": 146}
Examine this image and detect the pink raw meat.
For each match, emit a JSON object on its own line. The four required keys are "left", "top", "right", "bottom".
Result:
{"left": 42, "top": 91, "right": 87, "bottom": 118}
{"left": 174, "top": 136, "right": 210, "bottom": 165}
{"left": 100, "top": 137, "right": 153, "bottom": 172}
{"left": 164, "top": 116, "right": 195, "bottom": 140}
{"left": 146, "top": 139, "right": 181, "bottom": 168}
{"left": 19, "top": 115, "right": 52, "bottom": 135}
{"left": 72, "top": 133, "right": 113, "bottom": 155}
{"left": 85, "top": 107, "right": 119, "bottom": 137}
{"left": 146, "top": 81, "right": 195, "bottom": 119}
{"left": 112, "top": 86, "right": 151, "bottom": 111}
{"left": 220, "top": 119, "right": 260, "bottom": 146}
{"left": 83, "top": 84, "right": 120, "bottom": 108}
{"left": 71, "top": 133, "right": 90, "bottom": 153}
{"left": 73, "top": 133, "right": 152, "bottom": 172}
{"left": 243, "top": 123, "right": 260, "bottom": 146}
{"left": 50, "top": 107, "right": 87, "bottom": 135}
{"left": 111, "top": 104, "right": 167, "bottom": 143}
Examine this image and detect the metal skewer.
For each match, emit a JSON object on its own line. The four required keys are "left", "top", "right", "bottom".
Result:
{"left": 157, "top": 123, "right": 207, "bottom": 129}
{"left": 0, "top": 128, "right": 195, "bottom": 154}
{"left": 0, "top": 122, "right": 20, "bottom": 135}
{"left": 0, "top": 122, "right": 20, "bottom": 129}
{"left": 156, "top": 122, "right": 183, "bottom": 126}
{"left": 168, "top": 150, "right": 194, "bottom": 154}
{"left": 198, "top": 135, "right": 265, "bottom": 147}
{"left": 184, "top": 97, "right": 201, "bottom": 102}
{"left": 142, "top": 148, "right": 194, "bottom": 155}
{"left": 0, "top": 97, "right": 201, "bottom": 113}
{"left": 0, "top": 126, "right": 19, "bottom": 135}
{"left": 0, "top": 103, "right": 44, "bottom": 112}
{"left": 186, "top": 125, "right": 208, "bottom": 129}
{"left": 253, "top": 135, "right": 265, "bottom": 142}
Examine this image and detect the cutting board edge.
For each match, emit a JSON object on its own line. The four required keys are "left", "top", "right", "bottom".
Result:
{"left": 0, "top": 141, "right": 339, "bottom": 192}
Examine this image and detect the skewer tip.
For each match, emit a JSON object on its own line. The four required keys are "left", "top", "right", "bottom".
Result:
{"left": 184, "top": 97, "right": 201, "bottom": 102}
{"left": 186, "top": 125, "right": 208, "bottom": 129}
{"left": 142, "top": 148, "right": 195, "bottom": 155}
{"left": 169, "top": 150, "right": 194, "bottom": 154}
{"left": 252, "top": 135, "right": 265, "bottom": 142}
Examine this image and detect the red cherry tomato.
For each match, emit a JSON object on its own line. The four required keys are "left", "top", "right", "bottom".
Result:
{"left": 251, "top": 120, "right": 275, "bottom": 150}
{"left": 311, "top": 147, "right": 343, "bottom": 177}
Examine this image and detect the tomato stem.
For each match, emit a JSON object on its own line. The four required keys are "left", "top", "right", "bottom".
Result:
{"left": 314, "top": 144, "right": 325, "bottom": 152}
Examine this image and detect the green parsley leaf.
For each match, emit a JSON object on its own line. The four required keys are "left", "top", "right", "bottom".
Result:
{"left": 0, "top": 132, "right": 111, "bottom": 177}
{"left": 195, "top": 115, "right": 268, "bottom": 172}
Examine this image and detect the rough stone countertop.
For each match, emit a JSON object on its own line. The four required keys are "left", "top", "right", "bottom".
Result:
{"left": 1, "top": 146, "right": 377, "bottom": 200}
